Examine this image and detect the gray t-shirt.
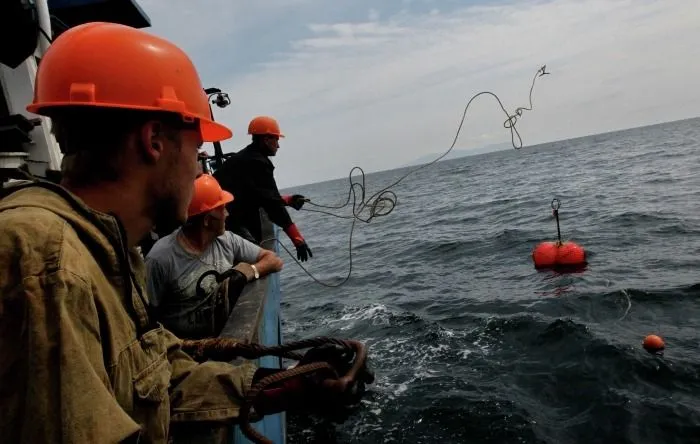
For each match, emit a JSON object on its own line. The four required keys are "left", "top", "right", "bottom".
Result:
{"left": 145, "top": 228, "right": 261, "bottom": 322}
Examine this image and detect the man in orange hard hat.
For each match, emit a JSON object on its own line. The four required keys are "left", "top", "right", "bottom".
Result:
{"left": 214, "top": 115, "right": 313, "bottom": 262}
{"left": 146, "top": 174, "right": 283, "bottom": 339}
{"left": 0, "top": 22, "right": 353, "bottom": 443}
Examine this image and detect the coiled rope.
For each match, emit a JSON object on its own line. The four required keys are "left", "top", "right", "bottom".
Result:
{"left": 272, "top": 65, "right": 551, "bottom": 287}
{"left": 180, "top": 336, "right": 372, "bottom": 444}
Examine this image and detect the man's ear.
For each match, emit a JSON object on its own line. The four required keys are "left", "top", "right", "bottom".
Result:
{"left": 139, "top": 121, "right": 164, "bottom": 164}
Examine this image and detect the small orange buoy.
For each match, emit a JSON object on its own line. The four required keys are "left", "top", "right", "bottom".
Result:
{"left": 532, "top": 199, "right": 587, "bottom": 270}
{"left": 643, "top": 334, "right": 665, "bottom": 353}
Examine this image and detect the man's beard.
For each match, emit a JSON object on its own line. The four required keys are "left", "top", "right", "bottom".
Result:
{"left": 152, "top": 194, "right": 184, "bottom": 238}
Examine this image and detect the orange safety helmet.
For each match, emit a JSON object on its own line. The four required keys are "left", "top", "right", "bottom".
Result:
{"left": 188, "top": 174, "right": 234, "bottom": 218}
{"left": 26, "top": 22, "right": 232, "bottom": 143}
{"left": 248, "top": 116, "right": 285, "bottom": 138}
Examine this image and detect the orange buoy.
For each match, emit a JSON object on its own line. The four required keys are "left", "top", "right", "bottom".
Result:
{"left": 532, "top": 241, "right": 586, "bottom": 269}
{"left": 643, "top": 334, "right": 665, "bottom": 353}
{"left": 532, "top": 199, "right": 587, "bottom": 270}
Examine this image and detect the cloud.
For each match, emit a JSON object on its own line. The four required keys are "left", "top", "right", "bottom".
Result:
{"left": 140, "top": 0, "right": 700, "bottom": 188}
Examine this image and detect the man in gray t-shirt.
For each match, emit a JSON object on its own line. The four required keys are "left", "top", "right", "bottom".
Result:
{"left": 145, "top": 174, "right": 283, "bottom": 339}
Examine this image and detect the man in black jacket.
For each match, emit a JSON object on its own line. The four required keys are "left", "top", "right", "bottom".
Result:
{"left": 214, "top": 115, "right": 313, "bottom": 262}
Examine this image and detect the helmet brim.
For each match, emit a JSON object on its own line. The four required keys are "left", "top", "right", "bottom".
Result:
{"left": 27, "top": 102, "right": 234, "bottom": 143}
{"left": 220, "top": 190, "right": 234, "bottom": 206}
{"left": 247, "top": 132, "right": 285, "bottom": 138}
{"left": 201, "top": 118, "right": 233, "bottom": 142}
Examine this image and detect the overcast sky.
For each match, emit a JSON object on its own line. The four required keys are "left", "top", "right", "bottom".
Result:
{"left": 139, "top": 0, "right": 700, "bottom": 188}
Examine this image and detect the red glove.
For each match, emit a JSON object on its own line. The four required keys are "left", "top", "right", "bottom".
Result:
{"left": 251, "top": 343, "right": 374, "bottom": 419}
{"left": 284, "top": 224, "right": 312, "bottom": 262}
{"left": 282, "top": 194, "right": 306, "bottom": 210}
{"left": 284, "top": 223, "right": 304, "bottom": 246}
{"left": 251, "top": 367, "right": 335, "bottom": 416}
{"left": 251, "top": 368, "right": 308, "bottom": 415}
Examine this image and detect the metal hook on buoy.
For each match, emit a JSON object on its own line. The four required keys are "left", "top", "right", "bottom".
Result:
{"left": 551, "top": 198, "right": 562, "bottom": 245}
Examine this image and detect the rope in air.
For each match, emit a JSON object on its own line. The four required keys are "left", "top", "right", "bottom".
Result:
{"left": 269, "top": 65, "right": 551, "bottom": 287}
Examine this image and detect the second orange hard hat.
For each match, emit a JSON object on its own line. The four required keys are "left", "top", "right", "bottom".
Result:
{"left": 248, "top": 116, "right": 284, "bottom": 138}
{"left": 26, "top": 22, "right": 232, "bottom": 143}
{"left": 188, "top": 174, "right": 234, "bottom": 218}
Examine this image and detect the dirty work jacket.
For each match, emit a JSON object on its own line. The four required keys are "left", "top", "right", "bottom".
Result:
{"left": 214, "top": 142, "right": 293, "bottom": 243}
{"left": 0, "top": 181, "right": 256, "bottom": 444}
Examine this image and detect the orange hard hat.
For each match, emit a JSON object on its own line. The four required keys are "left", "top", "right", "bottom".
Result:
{"left": 188, "top": 174, "right": 234, "bottom": 218}
{"left": 26, "top": 22, "right": 232, "bottom": 143}
{"left": 248, "top": 116, "right": 285, "bottom": 138}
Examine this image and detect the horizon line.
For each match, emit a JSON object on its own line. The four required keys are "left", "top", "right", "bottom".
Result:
{"left": 281, "top": 114, "right": 700, "bottom": 190}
